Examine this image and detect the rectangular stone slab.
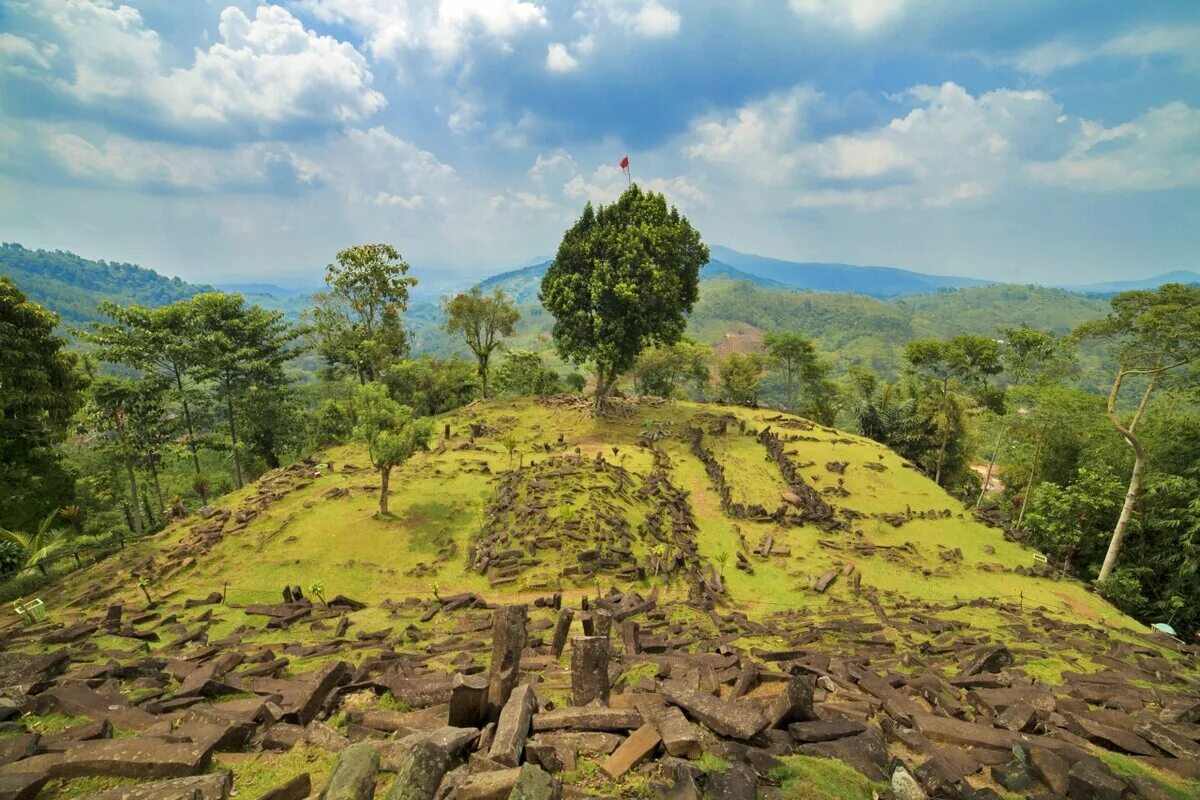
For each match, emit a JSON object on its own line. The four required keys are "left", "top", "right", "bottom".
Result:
{"left": 530, "top": 707, "right": 642, "bottom": 732}
{"left": 489, "top": 684, "right": 536, "bottom": 767}
{"left": 651, "top": 706, "right": 701, "bottom": 758}
{"left": 601, "top": 723, "right": 660, "bottom": 779}
{"left": 660, "top": 679, "right": 769, "bottom": 740}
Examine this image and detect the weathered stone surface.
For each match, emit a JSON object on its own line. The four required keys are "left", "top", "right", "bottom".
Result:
{"left": 765, "top": 675, "right": 815, "bottom": 729}
{"left": 508, "top": 762, "right": 561, "bottom": 800}
{"left": 569, "top": 637, "right": 609, "bottom": 707}
{"left": 797, "top": 726, "right": 888, "bottom": 781}
{"left": 444, "top": 767, "right": 520, "bottom": 800}
{"left": 549, "top": 610, "right": 573, "bottom": 658}
{"left": 11, "top": 737, "right": 214, "bottom": 780}
{"left": 969, "top": 686, "right": 1054, "bottom": 715}
{"left": 601, "top": 723, "right": 659, "bottom": 779}
{"left": 891, "top": 763, "right": 928, "bottom": 800}
{"left": 1067, "top": 758, "right": 1125, "bottom": 800}
{"left": 1026, "top": 746, "right": 1070, "bottom": 797}
{"left": 708, "top": 762, "right": 757, "bottom": 800}
{"left": 296, "top": 661, "right": 353, "bottom": 725}
{"left": 384, "top": 737, "right": 451, "bottom": 800}
{"left": 1064, "top": 712, "right": 1159, "bottom": 756}
{"left": 0, "top": 771, "right": 49, "bottom": 800}
{"left": 257, "top": 772, "right": 312, "bottom": 800}
{"left": 487, "top": 606, "right": 527, "bottom": 719}
{"left": 321, "top": 742, "right": 380, "bottom": 800}
{"left": 651, "top": 706, "right": 700, "bottom": 758}
{"left": 994, "top": 702, "right": 1035, "bottom": 733}
{"left": 449, "top": 673, "right": 489, "bottom": 729}
{"left": 305, "top": 721, "right": 352, "bottom": 753}
{"left": 39, "top": 684, "right": 157, "bottom": 730}
{"left": 787, "top": 718, "right": 866, "bottom": 743}
{"left": 990, "top": 762, "right": 1034, "bottom": 793}
{"left": 262, "top": 723, "right": 306, "bottom": 750}
{"left": 81, "top": 771, "right": 232, "bottom": 800}
{"left": 530, "top": 708, "right": 641, "bottom": 732}
{"left": 1135, "top": 721, "right": 1200, "bottom": 760}
{"left": 489, "top": 683, "right": 536, "bottom": 767}
{"left": 962, "top": 645, "right": 1013, "bottom": 676}
{"left": 0, "top": 733, "right": 40, "bottom": 766}
{"left": 660, "top": 679, "right": 768, "bottom": 740}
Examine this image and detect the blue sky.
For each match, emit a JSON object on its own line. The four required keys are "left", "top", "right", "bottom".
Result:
{"left": 1, "top": 0, "right": 1197, "bottom": 287}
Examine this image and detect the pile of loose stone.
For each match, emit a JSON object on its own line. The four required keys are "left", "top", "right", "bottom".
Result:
{"left": 0, "top": 580, "right": 1198, "bottom": 800}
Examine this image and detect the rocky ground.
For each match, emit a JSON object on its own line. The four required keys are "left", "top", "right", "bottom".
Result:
{"left": 0, "top": 577, "right": 1197, "bottom": 800}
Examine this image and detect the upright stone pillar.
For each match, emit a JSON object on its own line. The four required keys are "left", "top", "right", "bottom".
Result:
{"left": 487, "top": 604, "right": 527, "bottom": 719}
{"left": 550, "top": 608, "right": 574, "bottom": 658}
{"left": 570, "top": 635, "right": 610, "bottom": 707}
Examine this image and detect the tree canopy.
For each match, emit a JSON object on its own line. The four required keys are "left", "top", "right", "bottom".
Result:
{"left": 443, "top": 287, "right": 520, "bottom": 398}
{"left": 540, "top": 184, "right": 709, "bottom": 411}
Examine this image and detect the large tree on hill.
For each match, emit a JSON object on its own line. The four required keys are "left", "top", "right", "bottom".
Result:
{"left": 540, "top": 185, "right": 709, "bottom": 413}
{"left": 309, "top": 244, "right": 416, "bottom": 384}
{"left": 1074, "top": 283, "right": 1200, "bottom": 583}
{"left": 83, "top": 301, "right": 206, "bottom": 483}
{"left": 763, "top": 331, "right": 837, "bottom": 423}
{"left": 904, "top": 334, "right": 1003, "bottom": 486}
{"left": 443, "top": 287, "right": 520, "bottom": 399}
{"left": 353, "top": 383, "right": 432, "bottom": 516}
{"left": 190, "top": 294, "right": 301, "bottom": 489}
{"left": 0, "top": 277, "right": 86, "bottom": 531}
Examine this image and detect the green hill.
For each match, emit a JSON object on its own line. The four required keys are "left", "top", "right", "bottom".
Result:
{"left": 3, "top": 398, "right": 1196, "bottom": 800}
{"left": 0, "top": 243, "right": 211, "bottom": 327}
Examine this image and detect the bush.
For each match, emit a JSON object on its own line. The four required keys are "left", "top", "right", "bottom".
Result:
{"left": 311, "top": 399, "right": 355, "bottom": 446}
{"left": 0, "top": 541, "right": 23, "bottom": 575}
{"left": 1095, "top": 568, "right": 1147, "bottom": 616}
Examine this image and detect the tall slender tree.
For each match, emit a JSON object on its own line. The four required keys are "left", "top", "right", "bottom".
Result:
{"left": 84, "top": 301, "right": 206, "bottom": 482}
{"left": 1074, "top": 284, "right": 1200, "bottom": 582}
{"left": 904, "top": 335, "right": 1003, "bottom": 486}
{"left": 443, "top": 287, "right": 520, "bottom": 398}
{"left": 190, "top": 294, "right": 301, "bottom": 489}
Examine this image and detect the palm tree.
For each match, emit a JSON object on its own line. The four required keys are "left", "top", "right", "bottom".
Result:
{"left": 0, "top": 509, "right": 72, "bottom": 576}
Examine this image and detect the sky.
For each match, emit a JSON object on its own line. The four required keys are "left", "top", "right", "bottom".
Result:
{"left": 1, "top": 0, "right": 1198, "bottom": 288}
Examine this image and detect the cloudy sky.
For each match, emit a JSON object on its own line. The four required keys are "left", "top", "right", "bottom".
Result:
{"left": 1, "top": 0, "right": 1197, "bottom": 287}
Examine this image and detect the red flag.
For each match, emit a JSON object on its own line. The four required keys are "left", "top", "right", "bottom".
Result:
{"left": 619, "top": 155, "right": 629, "bottom": 170}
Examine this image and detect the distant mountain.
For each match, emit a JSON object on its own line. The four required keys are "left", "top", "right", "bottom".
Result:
{"left": 476, "top": 257, "right": 790, "bottom": 304}
{"left": 709, "top": 246, "right": 992, "bottom": 298}
{"left": 1060, "top": 270, "right": 1200, "bottom": 295}
{"left": 215, "top": 282, "right": 320, "bottom": 298}
{"left": 0, "top": 242, "right": 210, "bottom": 327}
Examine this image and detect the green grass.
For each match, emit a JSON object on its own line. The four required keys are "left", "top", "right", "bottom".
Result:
{"left": 770, "top": 755, "right": 890, "bottom": 800}
{"left": 34, "top": 776, "right": 141, "bottom": 800}
{"left": 22, "top": 713, "right": 90, "bottom": 735}
{"left": 214, "top": 745, "right": 338, "bottom": 797}
{"left": 1097, "top": 752, "right": 1200, "bottom": 800}
{"left": 694, "top": 753, "right": 730, "bottom": 774}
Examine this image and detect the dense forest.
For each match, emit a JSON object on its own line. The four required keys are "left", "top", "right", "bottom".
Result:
{"left": 2, "top": 221, "right": 1199, "bottom": 640}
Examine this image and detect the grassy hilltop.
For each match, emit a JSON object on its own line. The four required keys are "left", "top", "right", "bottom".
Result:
{"left": 34, "top": 397, "right": 1138, "bottom": 660}
{"left": 8, "top": 397, "right": 1198, "bottom": 800}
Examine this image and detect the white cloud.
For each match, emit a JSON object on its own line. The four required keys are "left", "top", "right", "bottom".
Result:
{"left": 683, "top": 86, "right": 821, "bottom": 184}
{"left": 6, "top": 1, "right": 384, "bottom": 138}
{"left": 528, "top": 150, "right": 577, "bottom": 185}
{"left": 788, "top": 0, "right": 908, "bottom": 34}
{"left": 629, "top": 1, "right": 680, "bottom": 37}
{"left": 1011, "top": 25, "right": 1200, "bottom": 75}
{"left": 294, "top": 0, "right": 547, "bottom": 63}
{"left": 563, "top": 163, "right": 706, "bottom": 209}
{"left": 1029, "top": 102, "right": 1200, "bottom": 192}
{"left": 38, "top": 127, "right": 321, "bottom": 191}
{"left": 546, "top": 42, "right": 578, "bottom": 72}
{"left": 0, "top": 33, "right": 54, "bottom": 70}
{"left": 574, "top": 0, "right": 681, "bottom": 40}
{"left": 686, "top": 81, "right": 1069, "bottom": 209}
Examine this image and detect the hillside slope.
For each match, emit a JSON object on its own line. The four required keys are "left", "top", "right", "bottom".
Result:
{"left": 4, "top": 398, "right": 1196, "bottom": 800}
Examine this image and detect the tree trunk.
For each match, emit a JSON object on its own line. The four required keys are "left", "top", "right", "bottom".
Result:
{"left": 1016, "top": 420, "right": 1047, "bottom": 530}
{"left": 1098, "top": 369, "right": 1156, "bottom": 583}
{"left": 126, "top": 458, "right": 144, "bottom": 537}
{"left": 379, "top": 466, "right": 391, "bottom": 515}
{"left": 975, "top": 423, "right": 1006, "bottom": 507}
{"left": 225, "top": 389, "right": 243, "bottom": 489}
{"left": 174, "top": 369, "right": 203, "bottom": 479}
{"left": 934, "top": 379, "right": 950, "bottom": 486}
{"left": 593, "top": 367, "right": 617, "bottom": 415}
{"left": 149, "top": 460, "right": 165, "bottom": 512}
